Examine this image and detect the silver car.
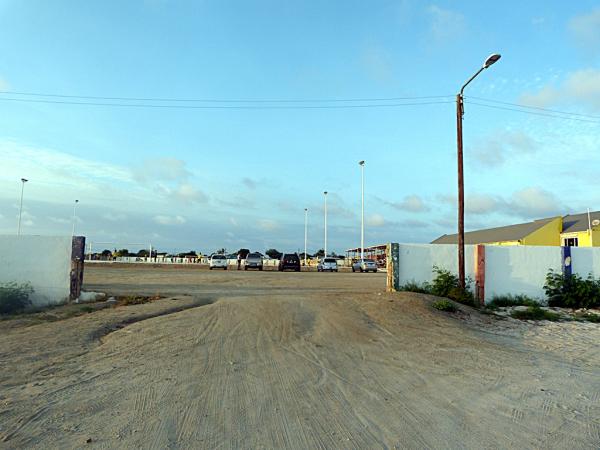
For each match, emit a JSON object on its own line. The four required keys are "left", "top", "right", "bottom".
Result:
{"left": 318, "top": 258, "right": 338, "bottom": 272}
{"left": 209, "top": 254, "right": 228, "bottom": 270}
{"left": 245, "top": 253, "right": 263, "bottom": 271}
{"left": 352, "top": 259, "right": 377, "bottom": 273}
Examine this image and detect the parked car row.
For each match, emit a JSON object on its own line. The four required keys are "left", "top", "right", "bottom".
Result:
{"left": 210, "top": 252, "right": 378, "bottom": 273}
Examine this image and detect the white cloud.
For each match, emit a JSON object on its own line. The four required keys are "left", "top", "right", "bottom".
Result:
{"left": 366, "top": 214, "right": 385, "bottom": 227}
{"left": 168, "top": 182, "right": 208, "bottom": 204}
{"left": 257, "top": 219, "right": 279, "bottom": 231}
{"left": 102, "top": 212, "right": 127, "bottom": 222}
{"left": 568, "top": 8, "right": 600, "bottom": 55}
{"left": 133, "top": 157, "right": 191, "bottom": 183}
{"left": 386, "top": 194, "right": 430, "bottom": 213}
{"left": 520, "top": 69, "right": 600, "bottom": 111}
{"left": 472, "top": 129, "right": 539, "bottom": 167}
{"left": 153, "top": 215, "right": 186, "bottom": 225}
{"left": 426, "top": 5, "right": 466, "bottom": 42}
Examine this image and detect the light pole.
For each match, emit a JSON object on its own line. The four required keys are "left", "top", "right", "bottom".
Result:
{"left": 359, "top": 160, "right": 365, "bottom": 260}
{"left": 72, "top": 199, "right": 79, "bottom": 236}
{"left": 304, "top": 208, "right": 308, "bottom": 266}
{"left": 457, "top": 53, "right": 501, "bottom": 288}
{"left": 323, "top": 191, "right": 328, "bottom": 257}
{"left": 17, "top": 178, "right": 28, "bottom": 236}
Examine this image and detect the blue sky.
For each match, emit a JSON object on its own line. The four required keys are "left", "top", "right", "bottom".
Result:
{"left": 1, "top": 0, "right": 600, "bottom": 254}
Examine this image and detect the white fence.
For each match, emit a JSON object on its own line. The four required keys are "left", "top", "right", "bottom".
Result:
{"left": 393, "top": 243, "right": 600, "bottom": 303}
{"left": 0, "top": 235, "right": 73, "bottom": 307}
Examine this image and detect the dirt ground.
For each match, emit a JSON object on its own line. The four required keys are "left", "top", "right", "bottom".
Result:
{"left": 1, "top": 265, "right": 599, "bottom": 449}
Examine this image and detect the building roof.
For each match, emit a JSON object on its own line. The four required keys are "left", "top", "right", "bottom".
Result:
{"left": 562, "top": 211, "right": 600, "bottom": 233}
{"left": 431, "top": 217, "right": 558, "bottom": 245}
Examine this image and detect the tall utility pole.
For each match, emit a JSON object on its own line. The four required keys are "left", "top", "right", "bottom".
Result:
{"left": 304, "top": 208, "right": 308, "bottom": 266}
{"left": 456, "top": 53, "right": 501, "bottom": 288}
{"left": 359, "top": 160, "right": 365, "bottom": 260}
{"left": 17, "top": 178, "right": 28, "bottom": 236}
{"left": 72, "top": 199, "right": 79, "bottom": 236}
{"left": 323, "top": 191, "right": 328, "bottom": 257}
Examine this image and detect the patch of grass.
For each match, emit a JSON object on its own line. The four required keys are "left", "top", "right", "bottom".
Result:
{"left": 0, "top": 282, "right": 34, "bottom": 315}
{"left": 488, "top": 294, "right": 539, "bottom": 309}
{"left": 573, "top": 312, "right": 600, "bottom": 323}
{"left": 79, "top": 305, "right": 95, "bottom": 314}
{"left": 116, "top": 295, "right": 162, "bottom": 306}
{"left": 511, "top": 305, "right": 561, "bottom": 322}
{"left": 399, "top": 281, "right": 431, "bottom": 294}
{"left": 432, "top": 299, "right": 458, "bottom": 312}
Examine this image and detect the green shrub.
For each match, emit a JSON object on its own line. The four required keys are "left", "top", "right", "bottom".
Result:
{"left": 0, "top": 282, "right": 34, "bottom": 314}
{"left": 511, "top": 305, "right": 561, "bottom": 321}
{"left": 431, "top": 266, "right": 475, "bottom": 306}
{"left": 399, "top": 281, "right": 431, "bottom": 294}
{"left": 544, "top": 270, "right": 600, "bottom": 309}
{"left": 432, "top": 299, "right": 457, "bottom": 312}
{"left": 488, "top": 294, "right": 540, "bottom": 308}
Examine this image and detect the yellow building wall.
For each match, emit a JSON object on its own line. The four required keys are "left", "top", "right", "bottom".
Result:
{"left": 486, "top": 240, "right": 521, "bottom": 246}
{"left": 560, "top": 228, "right": 600, "bottom": 247}
{"left": 521, "top": 217, "right": 562, "bottom": 246}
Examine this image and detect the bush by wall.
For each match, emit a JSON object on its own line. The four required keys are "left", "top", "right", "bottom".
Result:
{"left": 0, "top": 282, "right": 34, "bottom": 314}
{"left": 544, "top": 270, "right": 600, "bottom": 309}
{"left": 400, "top": 266, "right": 475, "bottom": 306}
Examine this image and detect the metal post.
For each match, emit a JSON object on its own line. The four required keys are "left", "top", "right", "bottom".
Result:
{"left": 324, "top": 191, "right": 328, "bottom": 256}
{"left": 456, "top": 94, "right": 465, "bottom": 288}
{"left": 304, "top": 208, "right": 308, "bottom": 266}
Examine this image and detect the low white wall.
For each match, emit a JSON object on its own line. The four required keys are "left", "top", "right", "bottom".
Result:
{"left": 397, "top": 243, "right": 476, "bottom": 286}
{"left": 0, "top": 235, "right": 73, "bottom": 307}
{"left": 484, "top": 246, "right": 562, "bottom": 301}
{"left": 569, "top": 247, "right": 600, "bottom": 278}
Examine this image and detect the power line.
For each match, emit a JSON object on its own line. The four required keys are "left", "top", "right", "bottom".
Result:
{"left": 0, "top": 89, "right": 453, "bottom": 103}
{"left": 467, "top": 95, "right": 600, "bottom": 120}
{"left": 465, "top": 100, "right": 600, "bottom": 124}
{"left": 0, "top": 96, "right": 454, "bottom": 110}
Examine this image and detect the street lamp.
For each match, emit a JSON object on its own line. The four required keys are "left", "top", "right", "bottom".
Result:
{"left": 323, "top": 191, "right": 328, "bottom": 257}
{"left": 359, "top": 160, "right": 365, "bottom": 260}
{"left": 17, "top": 178, "right": 28, "bottom": 236}
{"left": 456, "top": 53, "right": 501, "bottom": 288}
{"left": 72, "top": 199, "right": 79, "bottom": 236}
{"left": 304, "top": 208, "right": 308, "bottom": 266}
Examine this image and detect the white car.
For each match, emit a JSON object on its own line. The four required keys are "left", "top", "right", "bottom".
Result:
{"left": 317, "top": 257, "right": 338, "bottom": 272}
{"left": 352, "top": 259, "right": 377, "bottom": 273}
{"left": 209, "top": 254, "right": 228, "bottom": 270}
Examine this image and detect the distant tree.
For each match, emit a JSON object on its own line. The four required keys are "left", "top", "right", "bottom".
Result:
{"left": 101, "top": 249, "right": 112, "bottom": 257}
{"left": 216, "top": 248, "right": 227, "bottom": 255}
{"left": 115, "top": 248, "right": 130, "bottom": 257}
{"left": 137, "top": 249, "right": 149, "bottom": 257}
{"left": 237, "top": 248, "right": 250, "bottom": 259}
{"left": 266, "top": 248, "right": 282, "bottom": 259}
{"left": 314, "top": 249, "right": 325, "bottom": 257}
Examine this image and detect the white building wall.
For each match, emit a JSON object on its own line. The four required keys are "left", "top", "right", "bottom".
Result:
{"left": 397, "top": 243, "right": 476, "bottom": 286}
{"left": 0, "top": 235, "right": 72, "bottom": 307}
{"left": 569, "top": 247, "right": 600, "bottom": 278}
{"left": 484, "top": 246, "right": 562, "bottom": 301}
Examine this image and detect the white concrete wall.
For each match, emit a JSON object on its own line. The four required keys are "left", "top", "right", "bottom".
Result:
{"left": 569, "top": 247, "right": 600, "bottom": 278}
{"left": 397, "top": 243, "right": 476, "bottom": 287}
{"left": 484, "top": 246, "right": 562, "bottom": 301}
{"left": 0, "top": 235, "right": 72, "bottom": 307}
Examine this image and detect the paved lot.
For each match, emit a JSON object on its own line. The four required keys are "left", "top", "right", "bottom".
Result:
{"left": 0, "top": 265, "right": 598, "bottom": 449}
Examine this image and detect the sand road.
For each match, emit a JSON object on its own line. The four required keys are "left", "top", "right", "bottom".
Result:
{"left": 1, "top": 265, "right": 599, "bottom": 449}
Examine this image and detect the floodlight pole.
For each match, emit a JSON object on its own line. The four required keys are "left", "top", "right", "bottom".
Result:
{"left": 456, "top": 53, "right": 501, "bottom": 288}
{"left": 72, "top": 199, "right": 79, "bottom": 236}
{"left": 304, "top": 208, "right": 308, "bottom": 266}
{"left": 359, "top": 160, "right": 365, "bottom": 260}
{"left": 17, "top": 178, "right": 28, "bottom": 236}
{"left": 323, "top": 191, "right": 328, "bottom": 257}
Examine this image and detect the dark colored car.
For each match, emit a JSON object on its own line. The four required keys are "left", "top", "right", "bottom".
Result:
{"left": 278, "top": 253, "right": 301, "bottom": 272}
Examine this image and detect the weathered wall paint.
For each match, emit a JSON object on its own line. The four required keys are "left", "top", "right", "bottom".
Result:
{"left": 0, "top": 235, "right": 73, "bottom": 307}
